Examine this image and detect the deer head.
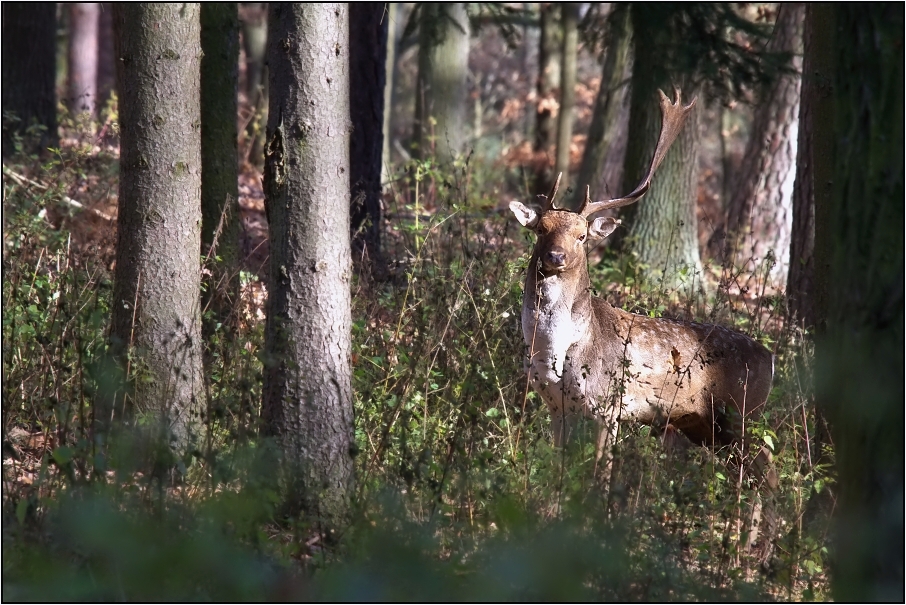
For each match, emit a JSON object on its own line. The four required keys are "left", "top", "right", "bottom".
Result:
{"left": 510, "top": 88, "right": 696, "bottom": 271}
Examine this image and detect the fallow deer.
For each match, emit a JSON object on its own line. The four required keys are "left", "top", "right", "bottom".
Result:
{"left": 510, "top": 89, "right": 777, "bottom": 534}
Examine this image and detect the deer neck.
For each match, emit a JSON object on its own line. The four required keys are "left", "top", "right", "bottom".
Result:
{"left": 521, "top": 254, "right": 596, "bottom": 380}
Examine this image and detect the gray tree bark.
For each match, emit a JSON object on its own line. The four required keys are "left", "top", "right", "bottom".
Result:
{"left": 262, "top": 3, "right": 354, "bottom": 532}
{"left": 68, "top": 3, "right": 100, "bottom": 116}
{"left": 414, "top": 3, "right": 471, "bottom": 163}
{"left": 813, "top": 5, "right": 904, "bottom": 601}
{"left": 350, "top": 3, "right": 388, "bottom": 273}
{"left": 110, "top": 4, "right": 206, "bottom": 452}
{"left": 1, "top": 2, "right": 57, "bottom": 156}
{"left": 200, "top": 3, "right": 240, "bottom": 328}
{"left": 572, "top": 5, "right": 631, "bottom": 207}
{"left": 533, "top": 2, "right": 561, "bottom": 193}
{"left": 619, "top": 7, "right": 703, "bottom": 292}
{"left": 723, "top": 3, "right": 804, "bottom": 288}
{"left": 553, "top": 2, "right": 579, "bottom": 189}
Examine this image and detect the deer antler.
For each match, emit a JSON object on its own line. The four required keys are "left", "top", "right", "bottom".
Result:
{"left": 579, "top": 87, "right": 696, "bottom": 217}
{"left": 538, "top": 172, "right": 563, "bottom": 212}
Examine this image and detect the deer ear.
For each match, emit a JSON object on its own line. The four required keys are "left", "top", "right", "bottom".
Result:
{"left": 588, "top": 216, "right": 620, "bottom": 240}
{"left": 509, "top": 201, "right": 539, "bottom": 229}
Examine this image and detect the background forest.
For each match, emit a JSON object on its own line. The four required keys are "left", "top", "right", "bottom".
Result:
{"left": 2, "top": 3, "right": 902, "bottom": 601}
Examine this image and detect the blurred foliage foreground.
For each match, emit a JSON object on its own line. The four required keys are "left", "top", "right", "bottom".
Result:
{"left": 2, "top": 131, "right": 832, "bottom": 601}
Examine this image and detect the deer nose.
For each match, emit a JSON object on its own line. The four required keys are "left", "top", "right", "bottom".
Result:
{"left": 544, "top": 248, "right": 566, "bottom": 268}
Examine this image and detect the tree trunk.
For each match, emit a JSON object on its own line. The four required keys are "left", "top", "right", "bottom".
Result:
{"left": 723, "top": 4, "right": 804, "bottom": 288}
{"left": 381, "top": 2, "right": 398, "bottom": 184}
{"left": 241, "top": 3, "right": 268, "bottom": 168}
{"left": 784, "top": 10, "right": 832, "bottom": 553}
{"left": 787, "top": 6, "right": 816, "bottom": 328}
{"left": 111, "top": 4, "right": 206, "bottom": 452}
{"left": 414, "top": 3, "right": 470, "bottom": 163}
{"left": 813, "top": 5, "right": 904, "bottom": 601}
{"left": 619, "top": 7, "right": 703, "bottom": 293}
{"left": 263, "top": 3, "right": 354, "bottom": 532}
{"left": 533, "top": 2, "right": 561, "bottom": 193}
{"left": 200, "top": 3, "right": 240, "bottom": 329}
{"left": 553, "top": 2, "right": 579, "bottom": 189}
{"left": 1, "top": 2, "right": 57, "bottom": 156}
{"left": 68, "top": 3, "right": 100, "bottom": 116}
{"left": 349, "top": 3, "right": 388, "bottom": 274}
{"left": 572, "top": 4, "right": 631, "bottom": 206}
{"left": 97, "top": 3, "right": 116, "bottom": 111}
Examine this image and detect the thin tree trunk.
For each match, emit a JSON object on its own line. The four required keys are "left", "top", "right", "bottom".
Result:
{"left": 533, "top": 2, "right": 561, "bottom": 193}
{"left": 787, "top": 6, "right": 816, "bottom": 328}
{"left": 350, "top": 3, "right": 388, "bottom": 274}
{"left": 785, "top": 12, "right": 830, "bottom": 559}
{"left": 572, "top": 4, "right": 631, "bottom": 206}
{"left": 241, "top": 3, "right": 268, "bottom": 168}
{"left": 263, "top": 3, "right": 354, "bottom": 532}
{"left": 813, "top": 4, "right": 904, "bottom": 600}
{"left": 724, "top": 4, "right": 804, "bottom": 288}
{"left": 381, "top": 2, "right": 398, "bottom": 185}
{"left": 111, "top": 4, "right": 206, "bottom": 453}
{"left": 1, "top": 2, "right": 57, "bottom": 156}
{"left": 97, "top": 3, "right": 116, "bottom": 110}
{"left": 200, "top": 3, "right": 240, "bottom": 330}
{"left": 68, "top": 3, "right": 100, "bottom": 116}
{"left": 414, "top": 3, "right": 470, "bottom": 163}
{"left": 554, "top": 2, "right": 579, "bottom": 189}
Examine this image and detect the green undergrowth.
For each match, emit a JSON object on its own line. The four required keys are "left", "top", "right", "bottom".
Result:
{"left": 3, "top": 138, "right": 832, "bottom": 600}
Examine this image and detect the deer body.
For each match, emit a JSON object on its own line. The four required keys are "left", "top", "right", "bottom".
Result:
{"left": 520, "top": 229, "right": 773, "bottom": 450}
{"left": 511, "top": 89, "right": 775, "bottom": 467}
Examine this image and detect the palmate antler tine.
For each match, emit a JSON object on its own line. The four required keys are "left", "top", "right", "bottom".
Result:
{"left": 580, "top": 87, "right": 696, "bottom": 217}
{"left": 541, "top": 172, "right": 563, "bottom": 211}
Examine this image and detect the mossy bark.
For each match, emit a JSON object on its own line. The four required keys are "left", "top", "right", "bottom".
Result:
{"left": 619, "top": 7, "right": 703, "bottom": 293}
{"left": 414, "top": 3, "right": 470, "bottom": 163}
{"left": 200, "top": 3, "right": 240, "bottom": 329}
{"left": 262, "top": 3, "right": 354, "bottom": 533}
{"left": 111, "top": 4, "right": 206, "bottom": 452}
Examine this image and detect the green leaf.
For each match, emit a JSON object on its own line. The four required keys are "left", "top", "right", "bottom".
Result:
{"left": 485, "top": 407, "right": 500, "bottom": 418}
{"left": 16, "top": 498, "right": 29, "bottom": 524}
{"left": 52, "top": 446, "right": 73, "bottom": 466}
{"left": 763, "top": 434, "right": 774, "bottom": 451}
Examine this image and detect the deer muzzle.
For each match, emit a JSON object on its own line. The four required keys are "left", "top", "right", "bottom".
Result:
{"left": 541, "top": 247, "right": 567, "bottom": 272}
